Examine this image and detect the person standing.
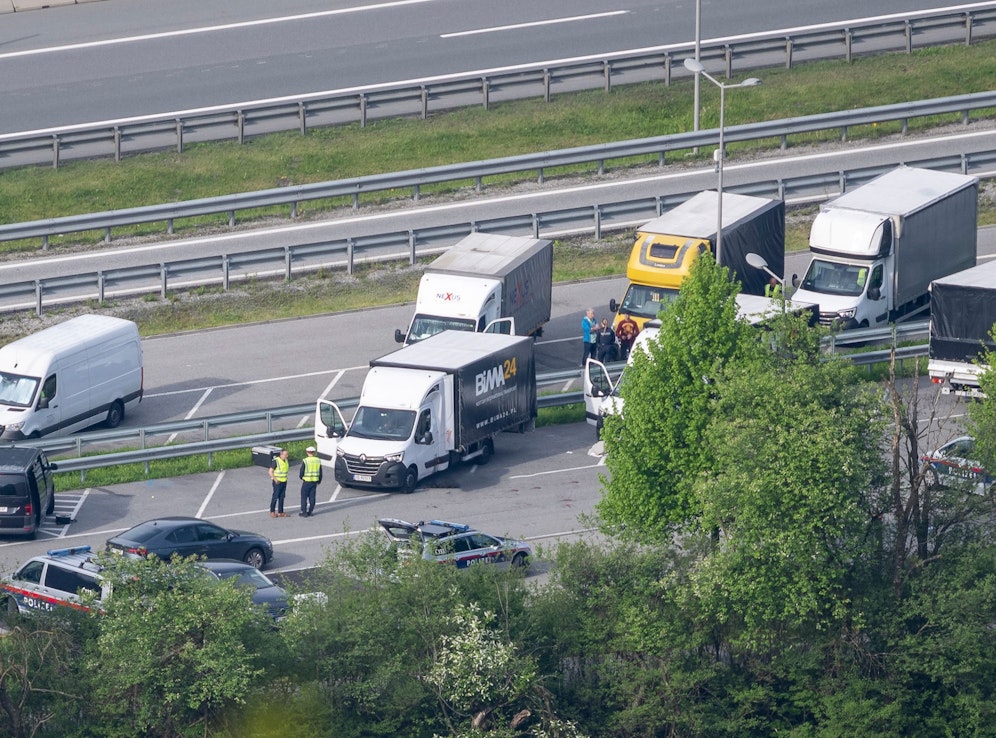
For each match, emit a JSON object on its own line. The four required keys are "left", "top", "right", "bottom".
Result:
{"left": 580, "top": 308, "right": 597, "bottom": 366}
{"left": 615, "top": 312, "right": 639, "bottom": 360}
{"left": 268, "top": 448, "right": 289, "bottom": 518}
{"left": 298, "top": 446, "right": 323, "bottom": 517}
{"left": 596, "top": 318, "right": 617, "bottom": 363}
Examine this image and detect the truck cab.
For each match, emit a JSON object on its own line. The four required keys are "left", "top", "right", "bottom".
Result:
{"left": 396, "top": 272, "right": 504, "bottom": 345}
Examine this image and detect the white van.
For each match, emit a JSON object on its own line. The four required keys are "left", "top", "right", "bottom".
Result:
{"left": 0, "top": 315, "right": 143, "bottom": 440}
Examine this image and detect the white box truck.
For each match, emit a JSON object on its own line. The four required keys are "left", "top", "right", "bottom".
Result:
{"left": 395, "top": 232, "right": 553, "bottom": 345}
{"left": 791, "top": 166, "right": 978, "bottom": 329}
{"left": 315, "top": 331, "right": 536, "bottom": 492}
{"left": 928, "top": 260, "right": 996, "bottom": 399}
{"left": 0, "top": 315, "right": 143, "bottom": 440}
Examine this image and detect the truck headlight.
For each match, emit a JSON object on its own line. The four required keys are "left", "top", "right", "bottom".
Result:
{"left": 5, "top": 422, "right": 22, "bottom": 431}
{"left": 335, "top": 447, "right": 346, "bottom": 458}
{"left": 837, "top": 308, "right": 856, "bottom": 320}
{"left": 385, "top": 452, "right": 404, "bottom": 463}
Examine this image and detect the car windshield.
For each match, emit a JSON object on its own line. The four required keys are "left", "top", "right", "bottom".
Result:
{"left": 347, "top": 406, "right": 416, "bottom": 441}
{"left": 406, "top": 315, "right": 476, "bottom": 344}
{"left": 800, "top": 259, "right": 868, "bottom": 297}
{"left": 216, "top": 568, "right": 274, "bottom": 591}
{"left": 618, "top": 284, "right": 679, "bottom": 321}
{"left": 0, "top": 371, "right": 39, "bottom": 407}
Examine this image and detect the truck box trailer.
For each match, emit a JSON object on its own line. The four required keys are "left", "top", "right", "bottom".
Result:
{"left": 928, "top": 259, "right": 996, "bottom": 399}
{"left": 316, "top": 331, "right": 536, "bottom": 492}
{"left": 792, "top": 166, "right": 978, "bottom": 329}
{"left": 396, "top": 232, "right": 553, "bottom": 345}
{"left": 609, "top": 191, "right": 784, "bottom": 329}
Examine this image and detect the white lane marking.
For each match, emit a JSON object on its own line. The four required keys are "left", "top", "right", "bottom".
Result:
{"left": 165, "top": 387, "right": 213, "bottom": 443}
{"left": 0, "top": 0, "right": 437, "bottom": 61}
{"left": 510, "top": 462, "right": 603, "bottom": 478}
{"left": 319, "top": 370, "right": 345, "bottom": 400}
{"left": 196, "top": 471, "right": 226, "bottom": 519}
{"left": 441, "top": 11, "right": 629, "bottom": 39}
{"left": 327, "top": 484, "right": 342, "bottom": 503}
{"left": 6, "top": 127, "right": 996, "bottom": 274}
{"left": 145, "top": 365, "right": 367, "bottom": 399}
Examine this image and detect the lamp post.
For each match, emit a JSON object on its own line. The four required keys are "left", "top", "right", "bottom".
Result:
{"left": 746, "top": 252, "right": 786, "bottom": 312}
{"left": 682, "top": 58, "right": 760, "bottom": 267}
{"left": 692, "top": 0, "right": 701, "bottom": 152}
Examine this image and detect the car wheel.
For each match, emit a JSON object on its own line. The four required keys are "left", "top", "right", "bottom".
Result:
{"left": 401, "top": 466, "right": 418, "bottom": 494}
{"left": 106, "top": 400, "right": 125, "bottom": 428}
{"left": 474, "top": 439, "right": 493, "bottom": 465}
{"left": 511, "top": 552, "right": 528, "bottom": 569}
{"left": 242, "top": 548, "right": 266, "bottom": 569}
{"left": 925, "top": 467, "right": 941, "bottom": 490}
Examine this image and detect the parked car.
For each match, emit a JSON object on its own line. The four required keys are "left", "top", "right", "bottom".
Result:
{"left": 106, "top": 516, "right": 273, "bottom": 569}
{"left": 921, "top": 436, "right": 991, "bottom": 493}
{"left": 378, "top": 518, "right": 530, "bottom": 569}
{"left": 196, "top": 560, "right": 289, "bottom": 621}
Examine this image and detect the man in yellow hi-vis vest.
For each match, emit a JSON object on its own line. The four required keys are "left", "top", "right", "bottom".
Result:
{"left": 268, "top": 448, "right": 290, "bottom": 517}
{"left": 299, "top": 446, "right": 323, "bottom": 517}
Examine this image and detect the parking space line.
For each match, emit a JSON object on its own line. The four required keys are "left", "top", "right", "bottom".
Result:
{"left": 509, "top": 462, "right": 603, "bottom": 479}
{"left": 327, "top": 484, "right": 342, "bottom": 503}
{"left": 166, "top": 387, "right": 213, "bottom": 443}
{"left": 196, "top": 471, "right": 226, "bottom": 519}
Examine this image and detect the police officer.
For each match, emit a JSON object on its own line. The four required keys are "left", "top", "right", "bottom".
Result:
{"left": 268, "top": 448, "right": 290, "bottom": 518}
{"left": 299, "top": 446, "right": 323, "bottom": 517}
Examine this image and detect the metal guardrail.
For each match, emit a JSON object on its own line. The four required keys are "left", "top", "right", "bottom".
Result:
{"left": 4, "top": 90, "right": 996, "bottom": 250}
{"left": 3, "top": 4, "right": 996, "bottom": 169}
{"left": 37, "top": 343, "right": 926, "bottom": 478}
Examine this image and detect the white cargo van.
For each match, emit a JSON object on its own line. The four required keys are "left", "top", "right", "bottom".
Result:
{"left": 0, "top": 315, "right": 143, "bottom": 440}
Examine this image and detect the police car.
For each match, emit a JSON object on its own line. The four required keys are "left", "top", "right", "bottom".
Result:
{"left": 1, "top": 545, "right": 108, "bottom": 619}
{"left": 921, "top": 436, "right": 991, "bottom": 494}
{"left": 378, "top": 518, "right": 530, "bottom": 569}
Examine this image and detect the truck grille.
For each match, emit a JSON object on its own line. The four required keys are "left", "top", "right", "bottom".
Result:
{"left": 341, "top": 453, "right": 385, "bottom": 475}
{"left": 817, "top": 312, "right": 838, "bottom": 326}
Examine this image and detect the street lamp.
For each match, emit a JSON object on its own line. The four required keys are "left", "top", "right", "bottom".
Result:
{"left": 682, "top": 58, "right": 760, "bottom": 267}
{"left": 746, "top": 252, "right": 786, "bottom": 312}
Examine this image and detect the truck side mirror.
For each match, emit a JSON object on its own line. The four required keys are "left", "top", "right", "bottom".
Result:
{"left": 417, "top": 431, "right": 433, "bottom": 445}
{"left": 394, "top": 329, "right": 405, "bottom": 344}
{"left": 868, "top": 286, "right": 881, "bottom": 301}
{"left": 37, "top": 397, "right": 49, "bottom": 409}
{"left": 609, "top": 299, "right": 618, "bottom": 313}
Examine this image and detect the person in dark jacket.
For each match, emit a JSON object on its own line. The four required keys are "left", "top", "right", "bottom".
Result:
{"left": 596, "top": 318, "right": 617, "bottom": 363}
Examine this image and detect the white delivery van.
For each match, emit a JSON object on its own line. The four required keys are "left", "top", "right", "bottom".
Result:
{"left": 0, "top": 315, "right": 143, "bottom": 440}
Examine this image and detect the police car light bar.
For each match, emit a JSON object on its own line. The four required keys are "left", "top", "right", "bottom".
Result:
{"left": 46, "top": 545, "right": 92, "bottom": 557}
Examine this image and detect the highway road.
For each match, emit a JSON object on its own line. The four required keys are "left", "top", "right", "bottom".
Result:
{"left": 0, "top": 0, "right": 967, "bottom": 134}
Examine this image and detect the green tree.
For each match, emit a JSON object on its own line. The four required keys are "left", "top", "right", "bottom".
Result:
{"left": 598, "top": 254, "right": 753, "bottom": 539}
{"left": 85, "top": 555, "right": 268, "bottom": 738}
{"left": 967, "top": 332, "right": 996, "bottom": 474}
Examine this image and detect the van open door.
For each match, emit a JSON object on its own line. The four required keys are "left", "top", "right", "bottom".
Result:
{"left": 314, "top": 400, "right": 347, "bottom": 467}
{"left": 484, "top": 317, "right": 514, "bottom": 335}
{"left": 583, "top": 358, "right": 613, "bottom": 427}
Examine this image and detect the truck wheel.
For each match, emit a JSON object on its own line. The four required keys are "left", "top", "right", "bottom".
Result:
{"left": 106, "top": 400, "right": 125, "bottom": 428}
{"left": 401, "top": 467, "right": 418, "bottom": 494}
{"left": 474, "top": 439, "right": 493, "bottom": 466}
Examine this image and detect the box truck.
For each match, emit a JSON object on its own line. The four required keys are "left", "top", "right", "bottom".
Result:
{"left": 609, "top": 191, "right": 785, "bottom": 330}
{"left": 791, "top": 166, "right": 978, "bottom": 329}
{"left": 315, "top": 331, "right": 536, "bottom": 492}
{"left": 0, "top": 315, "right": 143, "bottom": 440}
{"left": 928, "top": 260, "right": 996, "bottom": 399}
{"left": 395, "top": 232, "right": 553, "bottom": 345}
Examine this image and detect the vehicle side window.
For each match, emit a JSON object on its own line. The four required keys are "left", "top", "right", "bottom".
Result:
{"left": 166, "top": 526, "right": 198, "bottom": 544}
{"left": 39, "top": 374, "right": 57, "bottom": 405}
{"left": 868, "top": 264, "right": 884, "bottom": 291}
{"left": 451, "top": 537, "right": 472, "bottom": 553}
{"left": 44, "top": 565, "right": 101, "bottom": 596}
{"left": 471, "top": 534, "right": 498, "bottom": 549}
{"left": 416, "top": 410, "right": 431, "bottom": 437}
{"left": 16, "top": 560, "right": 44, "bottom": 584}
{"left": 196, "top": 524, "right": 228, "bottom": 542}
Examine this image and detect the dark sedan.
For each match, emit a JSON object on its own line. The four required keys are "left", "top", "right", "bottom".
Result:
{"left": 197, "top": 560, "right": 289, "bottom": 621}
{"left": 106, "top": 516, "right": 274, "bottom": 569}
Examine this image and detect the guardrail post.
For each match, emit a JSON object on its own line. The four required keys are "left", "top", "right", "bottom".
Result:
{"left": 537, "top": 167, "right": 544, "bottom": 185}
{"left": 167, "top": 218, "right": 174, "bottom": 235}
{"left": 359, "top": 94, "right": 368, "bottom": 128}
{"left": 840, "top": 125, "right": 847, "bottom": 142}
{"left": 838, "top": 171, "right": 846, "bottom": 193}
{"left": 160, "top": 264, "right": 168, "bottom": 298}
{"left": 346, "top": 239, "right": 355, "bottom": 276}
{"left": 420, "top": 86, "right": 429, "bottom": 119}
{"left": 413, "top": 184, "right": 420, "bottom": 201}
{"left": 76, "top": 436, "right": 82, "bottom": 459}
{"left": 35, "top": 281, "right": 43, "bottom": 317}
{"left": 228, "top": 210, "right": 235, "bottom": 227}
{"left": 844, "top": 29, "right": 853, "bottom": 62}
{"left": 594, "top": 206, "right": 602, "bottom": 239}
{"left": 777, "top": 179, "right": 785, "bottom": 199}
{"left": 543, "top": 71, "right": 551, "bottom": 102}
{"left": 603, "top": 61, "right": 611, "bottom": 92}
{"left": 104, "top": 227, "right": 111, "bottom": 244}
{"left": 724, "top": 46, "right": 732, "bottom": 78}
{"left": 965, "top": 12, "right": 973, "bottom": 45}
{"left": 285, "top": 247, "right": 292, "bottom": 281}
{"left": 532, "top": 214, "right": 540, "bottom": 239}
{"left": 299, "top": 102, "right": 307, "bottom": 134}
{"left": 597, "top": 159, "right": 605, "bottom": 176}
{"left": 901, "top": 118, "right": 908, "bottom": 135}
{"left": 98, "top": 272, "right": 105, "bottom": 303}
{"left": 475, "top": 175, "right": 482, "bottom": 192}
{"left": 408, "top": 230, "right": 417, "bottom": 265}
{"left": 290, "top": 201, "right": 298, "bottom": 218}
{"left": 962, "top": 108, "right": 970, "bottom": 125}
{"left": 266, "top": 411, "right": 273, "bottom": 433}
{"left": 905, "top": 20, "right": 913, "bottom": 53}
{"left": 42, "top": 235, "right": 48, "bottom": 251}
{"left": 52, "top": 135, "right": 59, "bottom": 169}
{"left": 482, "top": 79, "right": 490, "bottom": 110}
{"left": 961, "top": 153, "right": 968, "bottom": 174}
{"left": 237, "top": 111, "right": 245, "bottom": 145}
{"left": 780, "top": 133, "right": 787, "bottom": 149}
{"left": 114, "top": 127, "right": 122, "bottom": 162}
{"left": 176, "top": 120, "right": 183, "bottom": 153}
{"left": 663, "top": 53, "right": 671, "bottom": 87}
{"left": 223, "top": 256, "right": 230, "bottom": 290}
{"left": 785, "top": 38, "right": 793, "bottom": 69}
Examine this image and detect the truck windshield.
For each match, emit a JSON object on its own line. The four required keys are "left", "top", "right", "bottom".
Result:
{"left": 348, "top": 407, "right": 416, "bottom": 441}
{"left": 618, "top": 284, "right": 679, "bottom": 320}
{"left": 800, "top": 259, "right": 868, "bottom": 297}
{"left": 0, "top": 372, "right": 39, "bottom": 408}
{"left": 407, "top": 315, "right": 476, "bottom": 344}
